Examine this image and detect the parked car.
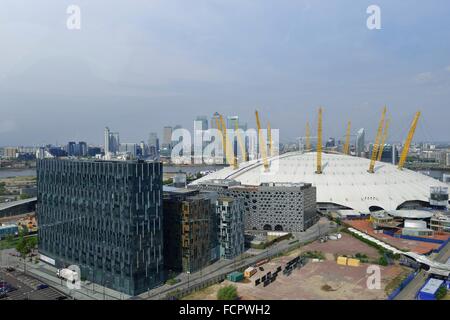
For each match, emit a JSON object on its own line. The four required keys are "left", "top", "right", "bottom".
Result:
{"left": 36, "top": 284, "right": 49, "bottom": 290}
{"left": 5, "top": 266, "right": 15, "bottom": 272}
{"left": 259, "top": 267, "right": 264, "bottom": 271}
{"left": 0, "top": 282, "right": 17, "bottom": 293}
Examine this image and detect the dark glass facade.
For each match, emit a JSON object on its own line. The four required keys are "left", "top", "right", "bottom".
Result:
{"left": 163, "top": 188, "right": 219, "bottom": 274}
{"left": 37, "top": 159, "right": 164, "bottom": 296}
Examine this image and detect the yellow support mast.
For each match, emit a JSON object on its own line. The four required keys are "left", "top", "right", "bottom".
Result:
{"left": 267, "top": 122, "right": 272, "bottom": 157}
{"left": 305, "top": 122, "right": 311, "bottom": 151}
{"left": 343, "top": 121, "right": 351, "bottom": 155}
{"left": 215, "top": 116, "right": 224, "bottom": 152}
{"left": 377, "top": 118, "right": 390, "bottom": 162}
{"left": 316, "top": 108, "right": 323, "bottom": 174}
{"left": 255, "top": 110, "right": 269, "bottom": 171}
{"left": 368, "top": 106, "right": 387, "bottom": 173}
{"left": 219, "top": 114, "right": 236, "bottom": 168}
{"left": 235, "top": 121, "right": 247, "bottom": 164}
{"left": 398, "top": 111, "right": 421, "bottom": 170}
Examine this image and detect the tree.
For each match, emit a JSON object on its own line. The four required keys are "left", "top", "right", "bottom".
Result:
{"left": 15, "top": 233, "right": 37, "bottom": 273}
{"left": 378, "top": 256, "right": 388, "bottom": 266}
{"left": 19, "top": 193, "right": 32, "bottom": 200}
{"left": 217, "top": 285, "right": 238, "bottom": 300}
{"left": 435, "top": 286, "right": 447, "bottom": 300}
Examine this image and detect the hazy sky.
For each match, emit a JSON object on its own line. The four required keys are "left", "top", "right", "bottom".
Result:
{"left": 1, "top": 0, "right": 450, "bottom": 146}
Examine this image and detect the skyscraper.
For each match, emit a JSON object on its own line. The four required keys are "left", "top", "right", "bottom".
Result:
{"left": 37, "top": 159, "right": 164, "bottom": 296}
{"left": 104, "top": 127, "right": 110, "bottom": 155}
{"left": 161, "top": 126, "right": 173, "bottom": 158}
{"left": 210, "top": 112, "right": 221, "bottom": 129}
{"left": 104, "top": 127, "right": 120, "bottom": 155}
{"left": 356, "top": 128, "right": 365, "bottom": 157}
{"left": 226, "top": 116, "right": 239, "bottom": 130}
{"left": 163, "top": 126, "right": 172, "bottom": 147}
{"left": 194, "top": 117, "right": 208, "bottom": 164}
{"left": 148, "top": 132, "right": 159, "bottom": 160}
{"left": 195, "top": 116, "right": 208, "bottom": 131}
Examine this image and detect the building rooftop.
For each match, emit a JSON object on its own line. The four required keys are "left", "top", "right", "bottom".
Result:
{"left": 421, "top": 278, "right": 444, "bottom": 294}
{"left": 386, "top": 210, "right": 433, "bottom": 220}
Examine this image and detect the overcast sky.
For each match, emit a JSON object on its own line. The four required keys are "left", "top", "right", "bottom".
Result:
{"left": 1, "top": 0, "right": 450, "bottom": 146}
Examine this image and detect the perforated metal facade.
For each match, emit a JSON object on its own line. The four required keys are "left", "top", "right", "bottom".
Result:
{"left": 193, "top": 180, "right": 317, "bottom": 232}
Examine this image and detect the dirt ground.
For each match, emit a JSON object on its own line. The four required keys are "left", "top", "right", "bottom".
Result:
{"left": 235, "top": 261, "right": 404, "bottom": 300}
{"left": 185, "top": 234, "right": 407, "bottom": 300}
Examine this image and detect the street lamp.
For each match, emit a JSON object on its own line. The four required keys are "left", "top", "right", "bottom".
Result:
{"left": 186, "top": 271, "right": 190, "bottom": 291}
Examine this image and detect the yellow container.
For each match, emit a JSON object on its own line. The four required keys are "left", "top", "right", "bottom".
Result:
{"left": 347, "top": 258, "right": 361, "bottom": 267}
{"left": 336, "top": 256, "right": 348, "bottom": 266}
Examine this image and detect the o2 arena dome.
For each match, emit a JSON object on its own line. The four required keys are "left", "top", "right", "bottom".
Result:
{"left": 191, "top": 152, "right": 448, "bottom": 213}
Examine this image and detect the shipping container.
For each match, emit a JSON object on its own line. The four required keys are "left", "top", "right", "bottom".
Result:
{"left": 227, "top": 272, "right": 244, "bottom": 282}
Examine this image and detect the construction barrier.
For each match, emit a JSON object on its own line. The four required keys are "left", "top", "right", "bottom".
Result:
{"left": 383, "top": 230, "right": 446, "bottom": 244}
{"left": 387, "top": 271, "right": 418, "bottom": 300}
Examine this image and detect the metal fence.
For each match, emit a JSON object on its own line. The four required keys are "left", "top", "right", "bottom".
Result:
{"left": 387, "top": 271, "right": 418, "bottom": 300}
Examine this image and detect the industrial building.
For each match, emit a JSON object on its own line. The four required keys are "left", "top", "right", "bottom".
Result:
{"left": 191, "top": 179, "right": 318, "bottom": 232}
{"left": 37, "top": 158, "right": 164, "bottom": 296}
{"left": 430, "top": 213, "right": 450, "bottom": 233}
{"left": 417, "top": 278, "right": 446, "bottom": 300}
{"left": 162, "top": 187, "right": 219, "bottom": 273}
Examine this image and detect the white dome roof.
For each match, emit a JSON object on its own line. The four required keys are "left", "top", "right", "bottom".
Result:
{"left": 191, "top": 152, "right": 448, "bottom": 212}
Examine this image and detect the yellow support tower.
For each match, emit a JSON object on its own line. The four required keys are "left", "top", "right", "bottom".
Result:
{"left": 220, "top": 114, "right": 236, "bottom": 168}
{"left": 267, "top": 122, "right": 272, "bottom": 157}
{"left": 398, "top": 112, "right": 421, "bottom": 170}
{"left": 215, "top": 116, "right": 224, "bottom": 151}
{"left": 377, "top": 118, "right": 390, "bottom": 162}
{"left": 343, "top": 121, "right": 351, "bottom": 155}
{"left": 235, "top": 121, "right": 247, "bottom": 164}
{"left": 255, "top": 110, "right": 269, "bottom": 171}
{"left": 368, "top": 107, "right": 387, "bottom": 173}
{"left": 305, "top": 122, "right": 311, "bottom": 151}
{"left": 316, "top": 108, "right": 323, "bottom": 174}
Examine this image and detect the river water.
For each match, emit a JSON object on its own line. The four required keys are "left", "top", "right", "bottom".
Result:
{"left": 0, "top": 165, "right": 225, "bottom": 179}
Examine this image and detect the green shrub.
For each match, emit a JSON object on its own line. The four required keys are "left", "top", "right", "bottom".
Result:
{"left": 378, "top": 256, "right": 388, "bottom": 266}
{"left": 217, "top": 285, "right": 238, "bottom": 300}
{"left": 435, "top": 286, "right": 447, "bottom": 300}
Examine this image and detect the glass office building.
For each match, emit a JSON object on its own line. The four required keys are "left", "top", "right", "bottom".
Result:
{"left": 37, "top": 159, "right": 164, "bottom": 296}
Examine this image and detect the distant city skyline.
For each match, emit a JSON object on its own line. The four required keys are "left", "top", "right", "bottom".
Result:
{"left": 1, "top": 1, "right": 450, "bottom": 145}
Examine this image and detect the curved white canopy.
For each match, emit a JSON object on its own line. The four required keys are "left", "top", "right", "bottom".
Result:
{"left": 191, "top": 152, "right": 448, "bottom": 212}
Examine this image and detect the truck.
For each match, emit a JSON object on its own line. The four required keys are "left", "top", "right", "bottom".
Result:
{"left": 56, "top": 268, "right": 78, "bottom": 284}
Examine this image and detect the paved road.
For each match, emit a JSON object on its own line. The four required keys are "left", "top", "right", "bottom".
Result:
{"left": 395, "top": 240, "right": 450, "bottom": 300}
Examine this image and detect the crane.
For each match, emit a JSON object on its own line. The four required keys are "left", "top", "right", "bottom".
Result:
{"left": 219, "top": 114, "right": 236, "bottom": 168}
{"left": 267, "top": 121, "right": 272, "bottom": 157}
{"left": 398, "top": 111, "right": 421, "bottom": 170}
{"left": 343, "top": 121, "right": 351, "bottom": 155}
{"left": 377, "top": 118, "right": 390, "bottom": 162}
{"left": 316, "top": 108, "right": 323, "bottom": 174}
{"left": 235, "top": 121, "right": 247, "bottom": 163}
{"left": 255, "top": 110, "right": 269, "bottom": 171}
{"left": 305, "top": 122, "right": 311, "bottom": 151}
{"left": 368, "top": 106, "right": 387, "bottom": 173}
